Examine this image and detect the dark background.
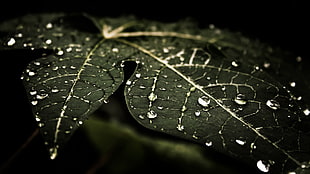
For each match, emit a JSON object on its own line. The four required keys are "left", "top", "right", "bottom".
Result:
{"left": 1, "top": 0, "right": 309, "bottom": 56}
{"left": 0, "top": 1, "right": 309, "bottom": 173}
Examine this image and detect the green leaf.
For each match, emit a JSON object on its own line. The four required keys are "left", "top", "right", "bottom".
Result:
{"left": 1, "top": 13, "right": 309, "bottom": 174}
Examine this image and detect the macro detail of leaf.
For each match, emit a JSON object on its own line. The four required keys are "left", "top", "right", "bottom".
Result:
{"left": 1, "top": 13, "right": 309, "bottom": 173}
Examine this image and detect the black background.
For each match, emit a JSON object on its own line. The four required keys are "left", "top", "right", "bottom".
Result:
{"left": 0, "top": 1, "right": 309, "bottom": 174}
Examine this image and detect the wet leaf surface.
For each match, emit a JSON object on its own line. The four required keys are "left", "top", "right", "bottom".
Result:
{"left": 1, "top": 13, "right": 309, "bottom": 173}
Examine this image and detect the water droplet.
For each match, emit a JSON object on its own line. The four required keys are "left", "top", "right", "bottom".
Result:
{"left": 148, "top": 92, "right": 157, "bottom": 102}
{"left": 135, "top": 73, "right": 141, "bottom": 78}
{"left": 36, "top": 93, "right": 48, "bottom": 100}
{"left": 205, "top": 140, "right": 213, "bottom": 147}
{"left": 29, "top": 91, "right": 37, "bottom": 95}
{"left": 138, "top": 115, "right": 145, "bottom": 119}
{"left": 112, "top": 48, "right": 119, "bottom": 52}
{"left": 51, "top": 89, "right": 59, "bottom": 93}
{"left": 139, "top": 85, "right": 146, "bottom": 89}
{"left": 7, "top": 38, "right": 16, "bottom": 46}
{"left": 235, "top": 138, "right": 246, "bottom": 145}
{"left": 33, "top": 61, "right": 41, "bottom": 66}
{"left": 234, "top": 93, "right": 247, "bottom": 105}
{"left": 78, "top": 121, "right": 83, "bottom": 125}
{"left": 31, "top": 100, "right": 38, "bottom": 105}
{"left": 303, "top": 108, "right": 310, "bottom": 116}
{"left": 56, "top": 49, "right": 64, "bottom": 56}
{"left": 263, "top": 61, "right": 271, "bottom": 68}
{"left": 194, "top": 110, "right": 201, "bottom": 116}
{"left": 147, "top": 110, "right": 157, "bottom": 119}
{"left": 256, "top": 160, "right": 270, "bottom": 173}
{"left": 290, "top": 82, "right": 296, "bottom": 87}
{"left": 126, "top": 80, "right": 132, "bottom": 85}
{"left": 45, "top": 39, "right": 52, "bottom": 45}
{"left": 28, "top": 71, "right": 36, "bottom": 76}
{"left": 266, "top": 99, "right": 280, "bottom": 110}
{"left": 46, "top": 22, "right": 53, "bottom": 29}
{"left": 231, "top": 60, "right": 240, "bottom": 67}
{"left": 49, "top": 147, "right": 58, "bottom": 160}
{"left": 250, "top": 142, "right": 257, "bottom": 150}
{"left": 38, "top": 122, "right": 45, "bottom": 127}
{"left": 296, "top": 56, "right": 302, "bottom": 62}
{"left": 198, "top": 96, "right": 211, "bottom": 107}
{"left": 300, "top": 161, "right": 310, "bottom": 169}
{"left": 35, "top": 116, "right": 41, "bottom": 122}
{"left": 176, "top": 124, "right": 184, "bottom": 131}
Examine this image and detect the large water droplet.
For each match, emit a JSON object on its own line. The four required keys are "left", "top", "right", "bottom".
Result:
{"left": 266, "top": 100, "right": 280, "bottom": 110}
{"left": 31, "top": 100, "right": 38, "bottom": 105}
{"left": 194, "top": 110, "right": 201, "bottom": 117}
{"left": 198, "top": 96, "right": 211, "bottom": 107}
{"left": 46, "top": 22, "right": 53, "bottom": 29}
{"left": 234, "top": 93, "right": 247, "bottom": 105}
{"left": 147, "top": 110, "right": 157, "bottom": 119}
{"left": 289, "top": 82, "right": 296, "bottom": 87}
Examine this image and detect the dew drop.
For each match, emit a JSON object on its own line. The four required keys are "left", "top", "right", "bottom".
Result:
{"left": 112, "top": 48, "right": 119, "bottom": 52}
{"left": 263, "top": 61, "right": 271, "bottom": 69}
{"left": 303, "top": 108, "right": 310, "bottom": 116}
{"left": 31, "top": 100, "right": 38, "bottom": 105}
{"left": 36, "top": 93, "right": 48, "bottom": 100}
{"left": 126, "top": 80, "right": 132, "bottom": 85}
{"left": 28, "top": 71, "right": 36, "bottom": 76}
{"left": 296, "top": 56, "right": 302, "bottom": 62}
{"left": 148, "top": 92, "right": 157, "bottom": 102}
{"left": 198, "top": 96, "right": 211, "bottom": 107}
{"left": 235, "top": 138, "right": 246, "bottom": 145}
{"left": 78, "top": 121, "right": 83, "bottom": 125}
{"left": 194, "top": 110, "right": 201, "bottom": 116}
{"left": 7, "top": 38, "right": 16, "bottom": 46}
{"left": 266, "top": 99, "right": 280, "bottom": 110}
{"left": 290, "top": 82, "right": 296, "bottom": 87}
{"left": 205, "top": 140, "right": 213, "bottom": 147}
{"left": 231, "top": 60, "right": 240, "bottom": 67}
{"left": 234, "top": 93, "right": 247, "bottom": 105}
{"left": 176, "top": 124, "right": 184, "bottom": 131}
{"left": 51, "top": 89, "right": 59, "bottom": 93}
{"left": 256, "top": 160, "right": 273, "bottom": 173}
{"left": 135, "top": 73, "right": 141, "bottom": 78}
{"left": 45, "top": 39, "right": 52, "bottom": 45}
{"left": 38, "top": 122, "right": 45, "bottom": 128}
{"left": 46, "top": 22, "right": 53, "bottom": 29}
{"left": 33, "top": 61, "right": 41, "bottom": 66}
{"left": 147, "top": 110, "right": 157, "bottom": 119}
{"left": 49, "top": 147, "right": 58, "bottom": 160}
{"left": 29, "top": 91, "right": 37, "bottom": 95}
{"left": 56, "top": 49, "right": 64, "bottom": 56}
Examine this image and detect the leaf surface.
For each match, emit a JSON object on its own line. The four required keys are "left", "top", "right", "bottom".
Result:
{"left": 1, "top": 13, "right": 309, "bottom": 173}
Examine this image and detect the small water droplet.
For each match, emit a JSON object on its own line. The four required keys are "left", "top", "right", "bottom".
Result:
{"left": 221, "top": 86, "right": 226, "bottom": 91}
{"left": 148, "top": 92, "right": 157, "bottom": 102}
{"left": 49, "top": 147, "right": 58, "bottom": 160}
{"left": 266, "top": 99, "right": 280, "bottom": 110}
{"left": 205, "top": 140, "right": 213, "bottom": 147}
{"left": 36, "top": 93, "right": 48, "bottom": 100}
{"left": 250, "top": 142, "right": 257, "bottom": 150}
{"left": 35, "top": 117, "right": 41, "bottom": 122}
{"left": 139, "top": 85, "right": 146, "bottom": 89}
{"left": 263, "top": 61, "right": 271, "bottom": 69}
{"left": 303, "top": 108, "right": 310, "bottom": 116}
{"left": 38, "top": 122, "right": 45, "bottom": 127}
{"left": 296, "top": 56, "right": 302, "bottom": 62}
{"left": 52, "top": 66, "right": 59, "bottom": 71}
{"left": 46, "top": 22, "right": 53, "bottom": 29}
{"left": 234, "top": 93, "right": 247, "bottom": 105}
{"left": 45, "top": 39, "right": 52, "bottom": 45}
{"left": 300, "top": 161, "right": 310, "bottom": 169}
{"left": 126, "top": 80, "right": 132, "bottom": 85}
{"left": 29, "top": 91, "right": 37, "bottom": 95}
{"left": 194, "top": 110, "right": 201, "bottom": 116}
{"left": 256, "top": 160, "right": 270, "bottom": 173}
{"left": 138, "top": 115, "right": 145, "bottom": 119}
{"left": 231, "top": 60, "right": 240, "bottom": 67}
{"left": 235, "top": 138, "right": 246, "bottom": 145}
{"left": 147, "top": 110, "right": 157, "bottom": 119}
{"left": 31, "top": 100, "right": 38, "bottom": 105}
{"left": 112, "top": 48, "right": 119, "bottom": 52}
{"left": 290, "top": 82, "right": 296, "bottom": 87}
{"left": 7, "top": 38, "right": 16, "bottom": 46}
{"left": 176, "top": 124, "right": 184, "bottom": 131}
{"left": 33, "top": 61, "right": 41, "bottom": 66}
{"left": 135, "top": 73, "right": 141, "bottom": 78}
{"left": 198, "top": 96, "right": 211, "bottom": 107}
{"left": 56, "top": 49, "right": 64, "bottom": 56}
{"left": 28, "top": 71, "right": 36, "bottom": 76}
{"left": 51, "top": 89, "right": 59, "bottom": 93}
{"left": 78, "top": 121, "right": 83, "bottom": 125}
